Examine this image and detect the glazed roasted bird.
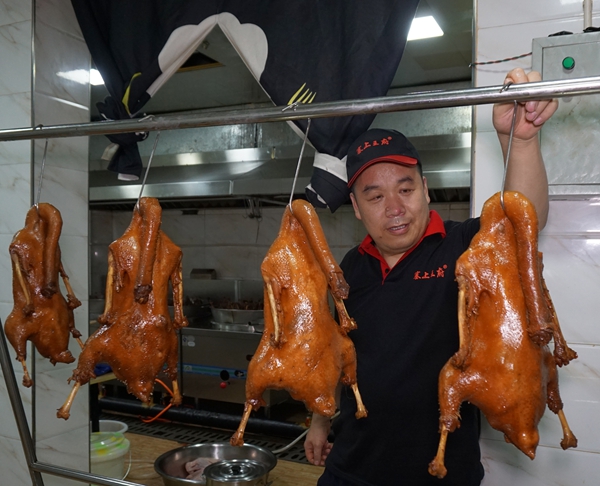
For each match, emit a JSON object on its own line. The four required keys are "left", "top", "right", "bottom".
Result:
{"left": 429, "top": 192, "right": 578, "bottom": 479}
{"left": 231, "top": 199, "right": 367, "bottom": 446}
{"left": 4, "top": 203, "right": 82, "bottom": 387}
{"left": 57, "top": 197, "right": 187, "bottom": 419}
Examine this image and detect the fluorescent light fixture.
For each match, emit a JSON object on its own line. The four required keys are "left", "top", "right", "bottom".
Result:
{"left": 90, "top": 68, "right": 105, "bottom": 86}
{"left": 408, "top": 16, "right": 444, "bottom": 41}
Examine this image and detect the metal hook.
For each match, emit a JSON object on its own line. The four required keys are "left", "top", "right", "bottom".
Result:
{"left": 35, "top": 137, "right": 49, "bottom": 212}
{"left": 288, "top": 119, "right": 311, "bottom": 212}
{"left": 135, "top": 131, "right": 161, "bottom": 211}
{"left": 500, "top": 81, "right": 514, "bottom": 93}
{"left": 500, "top": 100, "right": 519, "bottom": 211}
{"left": 282, "top": 102, "right": 300, "bottom": 113}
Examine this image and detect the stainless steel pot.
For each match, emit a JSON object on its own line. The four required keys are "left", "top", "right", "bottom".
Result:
{"left": 154, "top": 442, "right": 276, "bottom": 486}
{"left": 204, "top": 459, "right": 268, "bottom": 485}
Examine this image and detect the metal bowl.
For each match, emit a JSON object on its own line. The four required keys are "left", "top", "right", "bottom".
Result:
{"left": 154, "top": 443, "right": 277, "bottom": 486}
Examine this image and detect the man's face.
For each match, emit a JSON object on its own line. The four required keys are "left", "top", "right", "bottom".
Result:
{"left": 350, "top": 162, "right": 430, "bottom": 267}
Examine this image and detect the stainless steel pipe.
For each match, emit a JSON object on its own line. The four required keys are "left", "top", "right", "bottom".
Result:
{"left": 1, "top": 75, "right": 600, "bottom": 142}
{"left": 0, "top": 319, "right": 45, "bottom": 486}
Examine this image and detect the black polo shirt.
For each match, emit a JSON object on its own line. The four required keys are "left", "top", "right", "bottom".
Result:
{"left": 326, "top": 211, "right": 483, "bottom": 486}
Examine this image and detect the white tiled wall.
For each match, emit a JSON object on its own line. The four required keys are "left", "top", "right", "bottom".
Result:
{"left": 474, "top": 1, "right": 600, "bottom": 484}
{"left": 89, "top": 202, "right": 470, "bottom": 295}
{"left": 0, "top": 2, "right": 35, "bottom": 483}
{"left": 0, "top": 1, "right": 90, "bottom": 485}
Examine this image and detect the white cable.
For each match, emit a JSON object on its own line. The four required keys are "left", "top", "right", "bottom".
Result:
{"left": 122, "top": 449, "right": 133, "bottom": 480}
{"left": 271, "top": 428, "right": 309, "bottom": 454}
{"left": 271, "top": 411, "right": 340, "bottom": 455}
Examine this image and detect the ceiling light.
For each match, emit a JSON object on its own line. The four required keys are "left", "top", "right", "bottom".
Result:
{"left": 407, "top": 16, "right": 444, "bottom": 41}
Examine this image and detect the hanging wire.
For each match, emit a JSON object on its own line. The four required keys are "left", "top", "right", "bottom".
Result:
{"left": 135, "top": 131, "right": 161, "bottom": 210}
{"left": 470, "top": 52, "right": 532, "bottom": 68}
{"left": 140, "top": 378, "right": 174, "bottom": 424}
{"left": 500, "top": 99, "right": 519, "bottom": 211}
{"left": 34, "top": 138, "right": 49, "bottom": 211}
{"left": 288, "top": 118, "right": 312, "bottom": 209}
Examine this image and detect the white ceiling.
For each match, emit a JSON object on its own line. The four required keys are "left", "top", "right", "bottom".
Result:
{"left": 91, "top": 0, "right": 473, "bottom": 118}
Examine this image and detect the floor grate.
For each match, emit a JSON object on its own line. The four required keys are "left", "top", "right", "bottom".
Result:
{"left": 101, "top": 412, "right": 310, "bottom": 464}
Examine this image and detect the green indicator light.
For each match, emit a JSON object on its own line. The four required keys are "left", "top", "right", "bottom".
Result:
{"left": 562, "top": 56, "right": 575, "bottom": 70}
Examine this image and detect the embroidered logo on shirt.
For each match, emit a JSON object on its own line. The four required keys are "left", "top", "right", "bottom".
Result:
{"left": 414, "top": 265, "right": 448, "bottom": 280}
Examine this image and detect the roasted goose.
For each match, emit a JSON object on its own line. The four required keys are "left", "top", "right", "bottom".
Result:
{"left": 57, "top": 197, "right": 187, "bottom": 419}
{"left": 231, "top": 199, "right": 367, "bottom": 446}
{"left": 429, "top": 192, "right": 578, "bottom": 478}
{"left": 5, "top": 203, "right": 82, "bottom": 387}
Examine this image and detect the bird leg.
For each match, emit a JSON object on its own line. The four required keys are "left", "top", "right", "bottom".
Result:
{"left": 538, "top": 268, "right": 577, "bottom": 367}
{"left": 20, "top": 359, "right": 33, "bottom": 388}
{"left": 230, "top": 401, "right": 253, "bottom": 446}
{"left": 428, "top": 424, "right": 449, "bottom": 479}
{"left": 332, "top": 295, "right": 357, "bottom": 334}
{"left": 10, "top": 253, "right": 33, "bottom": 315}
{"left": 350, "top": 383, "right": 368, "bottom": 419}
{"left": 170, "top": 257, "right": 188, "bottom": 329}
{"left": 557, "top": 409, "right": 578, "bottom": 450}
{"left": 58, "top": 261, "right": 81, "bottom": 310}
{"left": 264, "top": 277, "right": 282, "bottom": 346}
{"left": 57, "top": 382, "right": 81, "bottom": 420}
{"left": 170, "top": 380, "right": 182, "bottom": 406}
{"left": 56, "top": 261, "right": 84, "bottom": 348}
{"left": 97, "top": 251, "right": 115, "bottom": 325}
{"left": 451, "top": 276, "right": 472, "bottom": 369}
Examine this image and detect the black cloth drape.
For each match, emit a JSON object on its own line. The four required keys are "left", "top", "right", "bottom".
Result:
{"left": 72, "top": 0, "right": 419, "bottom": 210}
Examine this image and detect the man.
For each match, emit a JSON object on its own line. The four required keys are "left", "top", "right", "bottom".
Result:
{"left": 304, "top": 68, "right": 558, "bottom": 485}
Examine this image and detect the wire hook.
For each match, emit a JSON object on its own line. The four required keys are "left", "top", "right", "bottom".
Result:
{"left": 288, "top": 118, "right": 311, "bottom": 211}
{"left": 500, "top": 100, "right": 519, "bottom": 211}
{"left": 35, "top": 135, "right": 49, "bottom": 212}
{"left": 136, "top": 131, "right": 161, "bottom": 211}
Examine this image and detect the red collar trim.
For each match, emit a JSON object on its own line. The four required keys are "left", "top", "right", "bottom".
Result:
{"left": 358, "top": 210, "right": 446, "bottom": 279}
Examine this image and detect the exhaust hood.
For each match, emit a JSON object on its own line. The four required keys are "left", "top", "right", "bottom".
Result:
{"left": 89, "top": 102, "right": 472, "bottom": 210}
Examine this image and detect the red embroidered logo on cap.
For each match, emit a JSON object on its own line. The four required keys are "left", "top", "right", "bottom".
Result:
{"left": 356, "top": 136, "right": 393, "bottom": 155}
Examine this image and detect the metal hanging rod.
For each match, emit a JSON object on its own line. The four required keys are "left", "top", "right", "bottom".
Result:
{"left": 0, "top": 75, "right": 599, "bottom": 142}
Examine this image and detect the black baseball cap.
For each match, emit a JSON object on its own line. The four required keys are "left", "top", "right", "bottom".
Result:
{"left": 346, "top": 128, "right": 421, "bottom": 187}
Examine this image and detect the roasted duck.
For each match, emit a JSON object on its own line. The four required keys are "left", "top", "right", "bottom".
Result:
{"left": 231, "top": 199, "right": 367, "bottom": 446}
{"left": 429, "top": 192, "right": 578, "bottom": 478}
{"left": 57, "top": 197, "right": 187, "bottom": 419}
{"left": 5, "top": 203, "right": 82, "bottom": 387}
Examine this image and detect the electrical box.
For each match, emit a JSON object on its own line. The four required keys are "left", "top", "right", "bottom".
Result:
{"left": 532, "top": 31, "right": 600, "bottom": 196}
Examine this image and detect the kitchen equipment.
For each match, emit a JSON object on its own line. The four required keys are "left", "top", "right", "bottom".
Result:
{"left": 154, "top": 442, "right": 276, "bottom": 486}
{"left": 210, "top": 308, "right": 263, "bottom": 324}
{"left": 210, "top": 322, "right": 255, "bottom": 333}
{"left": 204, "top": 459, "right": 268, "bottom": 485}
{"left": 181, "top": 327, "right": 289, "bottom": 407}
{"left": 90, "top": 431, "right": 130, "bottom": 482}
{"left": 190, "top": 268, "right": 217, "bottom": 280}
